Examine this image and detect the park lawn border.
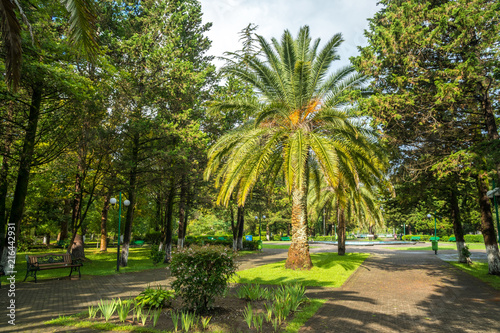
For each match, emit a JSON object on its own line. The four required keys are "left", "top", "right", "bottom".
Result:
{"left": 234, "top": 252, "right": 369, "bottom": 287}
{"left": 449, "top": 262, "right": 500, "bottom": 290}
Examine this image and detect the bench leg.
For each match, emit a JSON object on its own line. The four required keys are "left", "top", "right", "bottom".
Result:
{"left": 34, "top": 270, "right": 37, "bottom": 283}
{"left": 23, "top": 270, "right": 29, "bottom": 282}
{"left": 69, "top": 267, "right": 73, "bottom": 278}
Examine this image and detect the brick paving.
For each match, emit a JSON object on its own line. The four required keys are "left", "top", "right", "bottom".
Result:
{"left": 1, "top": 244, "right": 499, "bottom": 332}
{"left": 300, "top": 247, "right": 500, "bottom": 333}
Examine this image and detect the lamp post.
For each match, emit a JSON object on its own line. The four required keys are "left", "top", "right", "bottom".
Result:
{"left": 110, "top": 193, "right": 130, "bottom": 272}
{"left": 401, "top": 224, "right": 405, "bottom": 238}
{"left": 486, "top": 183, "right": 500, "bottom": 243}
{"left": 263, "top": 215, "right": 266, "bottom": 241}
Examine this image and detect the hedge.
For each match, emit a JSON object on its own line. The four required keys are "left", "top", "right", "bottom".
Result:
{"left": 402, "top": 234, "right": 484, "bottom": 243}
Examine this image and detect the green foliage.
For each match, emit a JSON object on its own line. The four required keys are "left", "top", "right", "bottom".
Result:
{"left": 237, "top": 284, "right": 270, "bottom": 301}
{"left": 243, "top": 303, "right": 253, "bottom": 329}
{"left": 116, "top": 298, "right": 132, "bottom": 323}
{"left": 135, "top": 285, "right": 174, "bottom": 309}
{"left": 180, "top": 311, "right": 197, "bottom": 332}
{"left": 151, "top": 308, "right": 161, "bottom": 327}
{"left": 170, "top": 310, "right": 180, "bottom": 332}
{"left": 464, "top": 234, "right": 484, "bottom": 243}
{"left": 200, "top": 316, "right": 211, "bottom": 330}
{"left": 170, "top": 245, "right": 238, "bottom": 312}
{"left": 97, "top": 299, "right": 117, "bottom": 322}
{"left": 88, "top": 305, "right": 98, "bottom": 319}
{"left": 144, "top": 232, "right": 162, "bottom": 244}
{"left": 149, "top": 247, "right": 164, "bottom": 266}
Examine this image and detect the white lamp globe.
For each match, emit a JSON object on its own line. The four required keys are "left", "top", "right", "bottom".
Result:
{"left": 124, "top": 200, "right": 131, "bottom": 207}
{"left": 110, "top": 198, "right": 117, "bottom": 205}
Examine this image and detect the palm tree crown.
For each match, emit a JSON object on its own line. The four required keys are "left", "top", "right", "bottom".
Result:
{"left": 205, "top": 26, "right": 386, "bottom": 269}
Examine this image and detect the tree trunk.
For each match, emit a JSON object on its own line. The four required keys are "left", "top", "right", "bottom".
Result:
{"left": 237, "top": 206, "right": 244, "bottom": 250}
{"left": 476, "top": 173, "right": 500, "bottom": 275}
{"left": 450, "top": 186, "right": 466, "bottom": 263}
{"left": 163, "top": 179, "right": 175, "bottom": 263}
{"left": 59, "top": 199, "right": 71, "bottom": 241}
{"left": 337, "top": 207, "right": 346, "bottom": 255}
{"left": 230, "top": 204, "right": 238, "bottom": 251}
{"left": 0, "top": 101, "right": 14, "bottom": 261}
{"left": 121, "top": 133, "right": 139, "bottom": 267}
{"left": 8, "top": 85, "right": 42, "bottom": 243}
{"left": 177, "top": 176, "right": 187, "bottom": 249}
{"left": 100, "top": 193, "right": 111, "bottom": 251}
{"left": 285, "top": 180, "right": 313, "bottom": 270}
{"left": 266, "top": 220, "right": 270, "bottom": 241}
{"left": 71, "top": 233, "right": 85, "bottom": 259}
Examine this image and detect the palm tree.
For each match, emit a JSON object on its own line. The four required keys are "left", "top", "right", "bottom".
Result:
{"left": 0, "top": 0, "right": 98, "bottom": 90}
{"left": 205, "top": 26, "right": 385, "bottom": 269}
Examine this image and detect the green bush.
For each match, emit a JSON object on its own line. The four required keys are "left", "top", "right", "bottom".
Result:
{"left": 311, "top": 236, "right": 335, "bottom": 241}
{"left": 150, "top": 247, "right": 164, "bottom": 265}
{"left": 402, "top": 234, "right": 431, "bottom": 241}
{"left": 170, "top": 245, "right": 238, "bottom": 313}
{"left": 464, "top": 234, "right": 484, "bottom": 243}
{"left": 135, "top": 285, "right": 175, "bottom": 308}
{"left": 242, "top": 240, "right": 259, "bottom": 250}
{"left": 144, "top": 231, "right": 162, "bottom": 244}
{"left": 272, "top": 234, "right": 281, "bottom": 241}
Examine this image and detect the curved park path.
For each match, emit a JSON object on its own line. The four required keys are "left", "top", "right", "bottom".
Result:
{"left": 1, "top": 244, "right": 499, "bottom": 332}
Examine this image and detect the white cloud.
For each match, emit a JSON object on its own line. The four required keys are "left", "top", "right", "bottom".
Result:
{"left": 199, "top": 0, "right": 381, "bottom": 67}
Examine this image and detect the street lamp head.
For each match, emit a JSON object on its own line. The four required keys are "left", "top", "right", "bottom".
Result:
{"left": 427, "top": 214, "right": 432, "bottom": 218}
{"left": 124, "top": 200, "right": 131, "bottom": 207}
{"left": 263, "top": 215, "right": 266, "bottom": 219}
{"left": 110, "top": 198, "right": 117, "bottom": 206}
{"left": 255, "top": 216, "right": 258, "bottom": 220}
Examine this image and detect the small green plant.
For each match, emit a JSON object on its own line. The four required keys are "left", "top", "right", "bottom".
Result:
{"left": 171, "top": 310, "right": 180, "bottom": 332}
{"left": 133, "top": 300, "right": 143, "bottom": 323}
{"left": 237, "top": 284, "right": 268, "bottom": 301}
{"left": 462, "top": 244, "right": 472, "bottom": 264}
{"left": 180, "top": 311, "right": 197, "bottom": 332}
{"left": 88, "top": 305, "right": 98, "bottom": 319}
{"left": 140, "top": 308, "right": 150, "bottom": 326}
{"left": 116, "top": 298, "right": 132, "bottom": 323}
{"left": 200, "top": 316, "right": 211, "bottom": 330}
{"left": 243, "top": 303, "right": 253, "bottom": 329}
{"left": 152, "top": 308, "right": 161, "bottom": 327}
{"left": 272, "top": 317, "right": 280, "bottom": 332}
{"left": 264, "top": 303, "right": 273, "bottom": 323}
{"left": 253, "top": 313, "right": 264, "bottom": 332}
{"left": 150, "top": 247, "right": 164, "bottom": 265}
{"left": 97, "top": 299, "right": 117, "bottom": 322}
{"left": 135, "top": 285, "right": 175, "bottom": 309}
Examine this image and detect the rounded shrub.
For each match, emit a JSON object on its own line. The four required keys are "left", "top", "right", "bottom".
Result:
{"left": 170, "top": 245, "right": 238, "bottom": 313}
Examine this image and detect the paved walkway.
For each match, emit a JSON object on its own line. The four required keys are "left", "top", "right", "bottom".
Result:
{"left": 300, "top": 246, "right": 500, "bottom": 333}
{"left": 1, "top": 244, "right": 499, "bottom": 332}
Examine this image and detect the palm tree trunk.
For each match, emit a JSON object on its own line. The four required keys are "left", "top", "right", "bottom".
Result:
{"left": 337, "top": 207, "right": 346, "bottom": 256}
{"left": 477, "top": 173, "right": 500, "bottom": 275}
{"left": 285, "top": 182, "right": 313, "bottom": 270}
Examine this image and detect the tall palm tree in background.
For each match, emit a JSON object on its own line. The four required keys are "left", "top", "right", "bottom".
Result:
{"left": 0, "top": 0, "right": 98, "bottom": 90}
{"left": 205, "top": 26, "right": 388, "bottom": 269}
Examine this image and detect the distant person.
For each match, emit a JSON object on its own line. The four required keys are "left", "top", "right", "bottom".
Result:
{"left": 394, "top": 233, "right": 397, "bottom": 240}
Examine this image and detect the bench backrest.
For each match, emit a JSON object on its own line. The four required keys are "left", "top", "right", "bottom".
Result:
{"left": 28, "top": 253, "right": 72, "bottom": 267}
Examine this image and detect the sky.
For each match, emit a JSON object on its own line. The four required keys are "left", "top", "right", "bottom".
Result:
{"left": 199, "top": 0, "right": 382, "bottom": 68}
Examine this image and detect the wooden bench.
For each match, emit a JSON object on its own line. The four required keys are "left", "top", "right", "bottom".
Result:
{"left": 280, "top": 236, "right": 291, "bottom": 241}
{"left": 410, "top": 236, "right": 421, "bottom": 241}
{"left": 24, "top": 253, "right": 82, "bottom": 283}
{"left": 448, "top": 237, "right": 456, "bottom": 242}
{"left": 132, "top": 240, "right": 145, "bottom": 246}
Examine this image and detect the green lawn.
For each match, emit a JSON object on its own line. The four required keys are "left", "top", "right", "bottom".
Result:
{"left": 450, "top": 262, "right": 500, "bottom": 290}
{"left": 233, "top": 252, "right": 369, "bottom": 287}
{"left": 396, "top": 242, "right": 486, "bottom": 251}
{"left": 14, "top": 247, "right": 167, "bottom": 282}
